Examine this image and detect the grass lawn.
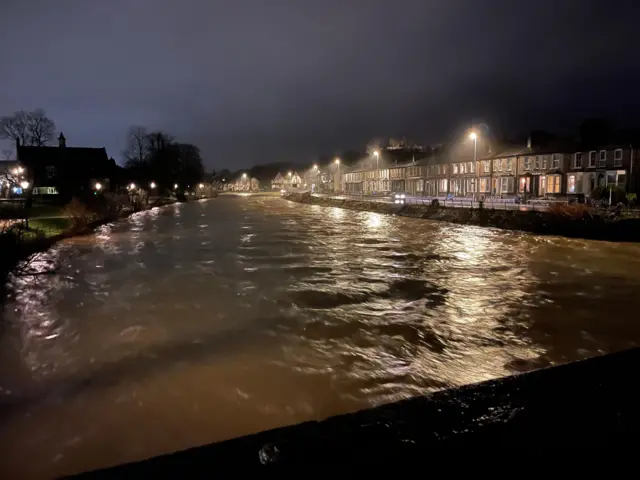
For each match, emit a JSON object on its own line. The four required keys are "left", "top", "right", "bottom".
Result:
{"left": 28, "top": 217, "right": 73, "bottom": 238}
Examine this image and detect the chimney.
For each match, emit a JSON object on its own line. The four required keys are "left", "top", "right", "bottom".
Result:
{"left": 58, "top": 132, "right": 66, "bottom": 147}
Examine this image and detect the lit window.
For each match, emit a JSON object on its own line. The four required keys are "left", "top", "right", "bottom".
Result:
{"left": 568, "top": 175, "right": 576, "bottom": 193}
{"left": 453, "top": 164, "right": 458, "bottom": 174}
{"left": 483, "top": 161, "right": 490, "bottom": 173}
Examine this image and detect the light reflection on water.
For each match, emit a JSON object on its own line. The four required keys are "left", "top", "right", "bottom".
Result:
{"left": 2, "top": 196, "right": 640, "bottom": 477}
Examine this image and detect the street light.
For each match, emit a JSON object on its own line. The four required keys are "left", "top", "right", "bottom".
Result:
{"left": 94, "top": 182, "right": 103, "bottom": 191}
{"left": 150, "top": 181, "right": 157, "bottom": 189}
{"left": 335, "top": 158, "right": 340, "bottom": 193}
{"left": 128, "top": 183, "right": 136, "bottom": 190}
{"left": 199, "top": 183, "right": 204, "bottom": 188}
{"left": 242, "top": 173, "right": 247, "bottom": 179}
{"left": 173, "top": 183, "right": 178, "bottom": 190}
{"left": 20, "top": 181, "right": 29, "bottom": 189}
{"left": 373, "top": 150, "right": 380, "bottom": 169}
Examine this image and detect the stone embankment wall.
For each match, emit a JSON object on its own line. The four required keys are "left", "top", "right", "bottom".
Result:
{"left": 285, "top": 193, "right": 640, "bottom": 242}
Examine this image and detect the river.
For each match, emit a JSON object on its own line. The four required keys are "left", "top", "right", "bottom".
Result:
{"left": 1, "top": 194, "right": 640, "bottom": 477}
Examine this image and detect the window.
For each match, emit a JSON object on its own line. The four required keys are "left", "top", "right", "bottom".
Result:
{"left": 483, "top": 161, "right": 490, "bottom": 173}
{"left": 506, "top": 159, "right": 513, "bottom": 172}
{"left": 460, "top": 163, "right": 466, "bottom": 174}
{"left": 466, "top": 178, "right": 476, "bottom": 192}
{"left": 614, "top": 149, "right": 623, "bottom": 167}
{"left": 479, "top": 178, "right": 489, "bottom": 193}
{"left": 518, "top": 177, "right": 530, "bottom": 193}
{"left": 500, "top": 177, "right": 514, "bottom": 193}
{"left": 542, "top": 155, "right": 549, "bottom": 169}
{"left": 46, "top": 165, "right": 56, "bottom": 178}
{"left": 552, "top": 154, "right": 561, "bottom": 169}
{"left": 539, "top": 176, "right": 546, "bottom": 196}
{"left": 573, "top": 153, "right": 582, "bottom": 169}
{"left": 524, "top": 157, "right": 531, "bottom": 171}
{"left": 599, "top": 150, "right": 606, "bottom": 167}
{"left": 439, "top": 178, "right": 448, "bottom": 192}
{"left": 535, "top": 157, "right": 542, "bottom": 170}
{"left": 452, "top": 164, "right": 458, "bottom": 174}
{"left": 588, "top": 151, "right": 596, "bottom": 168}
{"left": 546, "top": 175, "right": 561, "bottom": 194}
{"left": 468, "top": 162, "right": 475, "bottom": 173}
{"left": 567, "top": 174, "right": 576, "bottom": 193}
{"left": 493, "top": 159, "right": 500, "bottom": 171}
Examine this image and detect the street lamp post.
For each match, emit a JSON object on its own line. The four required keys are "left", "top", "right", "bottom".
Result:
{"left": 334, "top": 158, "right": 340, "bottom": 193}
{"left": 469, "top": 132, "right": 478, "bottom": 200}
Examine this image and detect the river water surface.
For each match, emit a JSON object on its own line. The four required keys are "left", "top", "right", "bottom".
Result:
{"left": 2, "top": 195, "right": 640, "bottom": 476}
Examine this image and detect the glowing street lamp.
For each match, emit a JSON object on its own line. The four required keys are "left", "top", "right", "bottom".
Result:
{"left": 94, "top": 182, "right": 103, "bottom": 191}
{"left": 199, "top": 183, "right": 204, "bottom": 189}
{"left": 373, "top": 150, "right": 380, "bottom": 170}
{"left": 313, "top": 164, "right": 318, "bottom": 170}
{"left": 150, "top": 181, "right": 157, "bottom": 189}
{"left": 469, "top": 131, "right": 478, "bottom": 165}
{"left": 334, "top": 158, "right": 341, "bottom": 193}
{"left": 173, "top": 183, "right": 178, "bottom": 190}
{"left": 20, "top": 181, "right": 29, "bottom": 189}
{"left": 242, "top": 173, "right": 247, "bottom": 179}
{"left": 128, "top": 183, "right": 136, "bottom": 190}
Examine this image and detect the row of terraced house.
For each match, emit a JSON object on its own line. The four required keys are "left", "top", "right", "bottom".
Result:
{"left": 338, "top": 139, "right": 639, "bottom": 200}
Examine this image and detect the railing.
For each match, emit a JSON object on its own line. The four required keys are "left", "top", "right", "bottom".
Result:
{"left": 310, "top": 193, "right": 552, "bottom": 211}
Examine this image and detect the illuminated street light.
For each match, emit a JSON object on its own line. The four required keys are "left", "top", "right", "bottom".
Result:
{"left": 150, "top": 181, "right": 157, "bottom": 189}
{"left": 173, "top": 183, "right": 178, "bottom": 190}
{"left": 94, "top": 182, "right": 103, "bottom": 191}
{"left": 469, "top": 132, "right": 477, "bottom": 141}
{"left": 373, "top": 150, "right": 380, "bottom": 169}
{"left": 242, "top": 173, "right": 247, "bottom": 179}
{"left": 199, "top": 183, "right": 204, "bottom": 188}
{"left": 128, "top": 183, "right": 136, "bottom": 190}
{"left": 313, "top": 164, "right": 318, "bottom": 170}
{"left": 334, "top": 158, "right": 340, "bottom": 193}
{"left": 20, "top": 181, "right": 29, "bottom": 189}
{"left": 288, "top": 171, "right": 292, "bottom": 176}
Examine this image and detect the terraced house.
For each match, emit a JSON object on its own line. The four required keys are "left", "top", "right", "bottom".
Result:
{"left": 566, "top": 145, "right": 635, "bottom": 197}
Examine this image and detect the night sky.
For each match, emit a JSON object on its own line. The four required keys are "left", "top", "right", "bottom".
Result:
{"left": 2, "top": 0, "right": 639, "bottom": 169}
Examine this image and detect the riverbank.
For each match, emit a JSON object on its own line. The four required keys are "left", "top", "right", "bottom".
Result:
{"left": 0, "top": 195, "right": 213, "bottom": 292}
{"left": 285, "top": 192, "right": 640, "bottom": 242}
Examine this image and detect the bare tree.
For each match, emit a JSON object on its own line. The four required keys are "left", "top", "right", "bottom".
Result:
{"left": 26, "top": 109, "right": 56, "bottom": 146}
{"left": 0, "top": 109, "right": 56, "bottom": 146}
{"left": 123, "top": 126, "right": 150, "bottom": 167}
{"left": 0, "top": 111, "right": 29, "bottom": 145}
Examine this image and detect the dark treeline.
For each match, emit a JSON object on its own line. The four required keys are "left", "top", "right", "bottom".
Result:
{"left": 122, "top": 126, "right": 205, "bottom": 190}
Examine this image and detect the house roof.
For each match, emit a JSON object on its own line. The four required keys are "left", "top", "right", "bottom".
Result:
{"left": 17, "top": 145, "right": 109, "bottom": 165}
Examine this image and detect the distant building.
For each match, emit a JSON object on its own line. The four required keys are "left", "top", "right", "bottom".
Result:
{"left": 16, "top": 133, "right": 116, "bottom": 197}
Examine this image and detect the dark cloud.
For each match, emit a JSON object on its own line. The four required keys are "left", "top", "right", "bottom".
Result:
{"left": 1, "top": 0, "right": 639, "bottom": 168}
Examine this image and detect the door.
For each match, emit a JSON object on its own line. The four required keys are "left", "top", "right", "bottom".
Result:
{"left": 539, "top": 175, "right": 546, "bottom": 196}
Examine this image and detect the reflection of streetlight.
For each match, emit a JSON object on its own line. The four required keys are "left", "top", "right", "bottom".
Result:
{"left": 94, "top": 182, "right": 103, "bottom": 191}
{"left": 20, "top": 181, "right": 29, "bottom": 189}
{"left": 150, "top": 181, "right": 156, "bottom": 189}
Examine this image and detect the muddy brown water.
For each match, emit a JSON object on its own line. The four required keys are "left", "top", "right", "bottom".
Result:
{"left": 2, "top": 195, "right": 640, "bottom": 477}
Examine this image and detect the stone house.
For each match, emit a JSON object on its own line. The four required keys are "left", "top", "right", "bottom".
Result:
{"left": 566, "top": 145, "right": 635, "bottom": 196}
{"left": 517, "top": 151, "right": 568, "bottom": 198}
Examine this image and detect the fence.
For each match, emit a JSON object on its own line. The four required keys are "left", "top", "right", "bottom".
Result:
{"left": 311, "top": 193, "right": 552, "bottom": 211}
